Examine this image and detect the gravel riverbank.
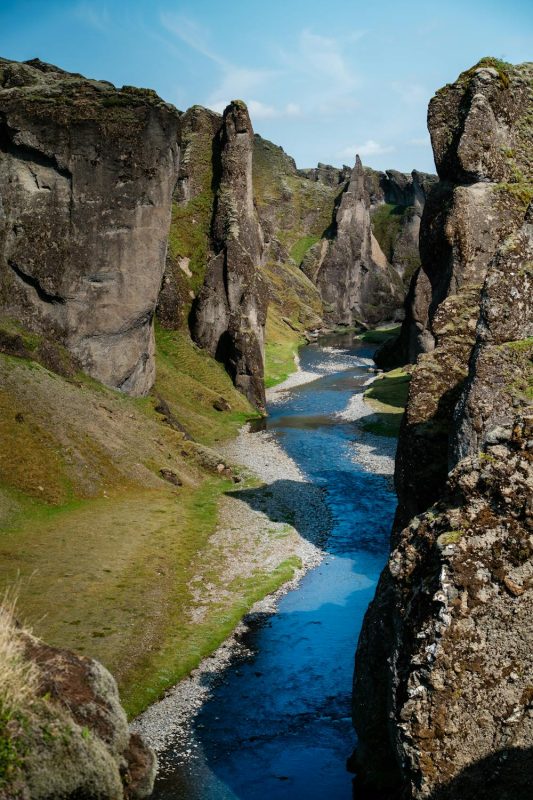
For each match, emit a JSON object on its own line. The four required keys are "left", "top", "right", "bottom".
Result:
{"left": 131, "top": 409, "right": 329, "bottom": 755}
{"left": 131, "top": 355, "right": 396, "bottom": 758}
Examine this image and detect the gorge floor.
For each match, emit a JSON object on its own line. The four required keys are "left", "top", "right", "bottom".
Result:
{"left": 143, "top": 333, "right": 398, "bottom": 800}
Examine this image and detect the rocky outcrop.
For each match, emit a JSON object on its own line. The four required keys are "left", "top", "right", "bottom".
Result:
{"left": 1, "top": 612, "right": 155, "bottom": 800}
{"left": 191, "top": 101, "right": 267, "bottom": 410}
{"left": 157, "top": 105, "right": 222, "bottom": 329}
{"left": 352, "top": 58, "right": 533, "bottom": 798}
{"left": 366, "top": 169, "right": 437, "bottom": 288}
{"left": 388, "top": 60, "right": 532, "bottom": 525}
{"left": 298, "top": 161, "right": 351, "bottom": 187}
{"left": 306, "top": 155, "right": 403, "bottom": 326}
{"left": 0, "top": 58, "right": 180, "bottom": 396}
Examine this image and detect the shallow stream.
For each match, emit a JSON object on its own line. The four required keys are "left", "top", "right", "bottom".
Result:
{"left": 152, "top": 333, "right": 397, "bottom": 799}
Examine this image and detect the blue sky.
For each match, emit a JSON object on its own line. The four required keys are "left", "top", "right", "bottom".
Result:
{"left": 1, "top": 1, "right": 532, "bottom": 173}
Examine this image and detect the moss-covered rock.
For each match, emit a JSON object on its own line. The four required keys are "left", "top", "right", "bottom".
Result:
{"left": 0, "top": 57, "right": 180, "bottom": 397}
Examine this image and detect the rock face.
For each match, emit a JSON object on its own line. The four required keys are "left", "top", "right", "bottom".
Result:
{"left": 2, "top": 621, "right": 156, "bottom": 800}
{"left": 0, "top": 58, "right": 180, "bottom": 396}
{"left": 352, "top": 59, "right": 533, "bottom": 799}
{"left": 157, "top": 105, "right": 222, "bottom": 330}
{"left": 191, "top": 101, "right": 267, "bottom": 410}
{"left": 384, "top": 60, "right": 532, "bottom": 526}
{"left": 297, "top": 161, "right": 351, "bottom": 187}
{"left": 306, "top": 156, "right": 403, "bottom": 326}
{"left": 368, "top": 169, "right": 437, "bottom": 286}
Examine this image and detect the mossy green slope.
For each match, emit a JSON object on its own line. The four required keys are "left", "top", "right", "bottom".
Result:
{"left": 0, "top": 318, "right": 288, "bottom": 718}
{"left": 253, "top": 135, "right": 341, "bottom": 385}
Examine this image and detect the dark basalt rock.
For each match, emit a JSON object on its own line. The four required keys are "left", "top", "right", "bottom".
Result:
{"left": 309, "top": 155, "right": 403, "bottom": 326}
{"left": 191, "top": 101, "right": 267, "bottom": 410}
{"left": 353, "top": 59, "right": 533, "bottom": 799}
{"left": 0, "top": 57, "right": 180, "bottom": 396}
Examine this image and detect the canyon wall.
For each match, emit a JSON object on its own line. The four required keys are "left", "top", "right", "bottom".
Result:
{"left": 352, "top": 58, "right": 533, "bottom": 799}
{"left": 191, "top": 102, "right": 267, "bottom": 410}
{"left": 302, "top": 156, "right": 404, "bottom": 326}
{"left": 0, "top": 58, "right": 180, "bottom": 396}
{"left": 367, "top": 168, "right": 438, "bottom": 286}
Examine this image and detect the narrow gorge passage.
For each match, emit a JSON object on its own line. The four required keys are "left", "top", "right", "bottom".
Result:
{"left": 152, "top": 333, "right": 398, "bottom": 799}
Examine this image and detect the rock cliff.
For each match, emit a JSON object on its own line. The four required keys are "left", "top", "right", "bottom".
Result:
{"left": 190, "top": 101, "right": 267, "bottom": 410}
{"left": 305, "top": 155, "right": 403, "bottom": 326}
{"left": 367, "top": 169, "right": 437, "bottom": 287}
{"left": 352, "top": 58, "right": 533, "bottom": 799}
{"left": 387, "top": 59, "right": 532, "bottom": 526}
{"left": 0, "top": 58, "right": 180, "bottom": 396}
{"left": 1, "top": 602, "right": 156, "bottom": 799}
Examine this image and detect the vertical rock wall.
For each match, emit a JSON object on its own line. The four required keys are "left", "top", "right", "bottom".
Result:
{"left": 191, "top": 101, "right": 267, "bottom": 410}
{"left": 0, "top": 58, "right": 180, "bottom": 396}
{"left": 309, "top": 155, "right": 403, "bottom": 326}
{"left": 352, "top": 58, "right": 533, "bottom": 799}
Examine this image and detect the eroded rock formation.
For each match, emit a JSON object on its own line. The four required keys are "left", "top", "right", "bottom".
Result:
{"left": 305, "top": 155, "right": 403, "bottom": 326}
{"left": 2, "top": 620, "right": 156, "bottom": 800}
{"left": 352, "top": 58, "right": 533, "bottom": 799}
{"left": 191, "top": 101, "right": 267, "bottom": 410}
{"left": 367, "top": 169, "right": 437, "bottom": 286}
{"left": 0, "top": 57, "right": 180, "bottom": 396}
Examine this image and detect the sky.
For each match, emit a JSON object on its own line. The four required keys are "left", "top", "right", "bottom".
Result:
{"left": 0, "top": 0, "right": 532, "bottom": 173}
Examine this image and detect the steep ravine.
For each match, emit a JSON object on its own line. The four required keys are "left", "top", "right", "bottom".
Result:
{"left": 3, "top": 51, "right": 527, "bottom": 800}
{"left": 135, "top": 333, "right": 399, "bottom": 800}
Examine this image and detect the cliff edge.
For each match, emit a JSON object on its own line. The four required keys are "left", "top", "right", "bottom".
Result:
{"left": 352, "top": 58, "right": 533, "bottom": 799}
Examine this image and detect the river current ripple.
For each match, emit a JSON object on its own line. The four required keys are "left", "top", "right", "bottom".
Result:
{"left": 152, "top": 332, "right": 397, "bottom": 800}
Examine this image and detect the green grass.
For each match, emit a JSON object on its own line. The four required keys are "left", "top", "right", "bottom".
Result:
{"left": 357, "top": 325, "right": 400, "bottom": 345}
{"left": 264, "top": 306, "right": 304, "bottom": 388}
{"left": 362, "top": 367, "right": 410, "bottom": 437}
{"left": 123, "top": 554, "right": 301, "bottom": 717}
{"left": 371, "top": 203, "right": 410, "bottom": 263}
{"left": 0, "top": 707, "right": 26, "bottom": 788}
{"left": 0, "top": 325, "right": 304, "bottom": 721}
{"left": 154, "top": 324, "right": 260, "bottom": 443}
{"left": 290, "top": 235, "right": 320, "bottom": 266}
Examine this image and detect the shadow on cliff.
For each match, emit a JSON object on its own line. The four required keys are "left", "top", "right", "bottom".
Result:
{"left": 426, "top": 747, "right": 533, "bottom": 800}
{"left": 351, "top": 746, "right": 533, "bottom": 800}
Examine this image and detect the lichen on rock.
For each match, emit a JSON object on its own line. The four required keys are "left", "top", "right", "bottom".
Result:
{"left": 352, "top": 58, "right": 533, "bottom": 799}
{"left": 0, "top": 57, "right": 180, "bottom": 397}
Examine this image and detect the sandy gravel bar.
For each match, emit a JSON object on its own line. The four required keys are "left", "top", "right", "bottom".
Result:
{"left": 131, "top": 420, "right": 329, "bottom": 755}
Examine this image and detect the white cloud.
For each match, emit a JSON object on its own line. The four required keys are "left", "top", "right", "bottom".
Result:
{"left": 285, "top": 102, "right": 302, "bottom": 117}
{"left": 277, "top": 28, "right": 363, "bottom": 116}
{"left": 339, "top": 140, "right": 395, "bottom": 159}
{"left": 73, "top": 2, "right": 110, "bottom": 32}
{"left": 160, "top": 11, "right": 279, "bottom": 113}
{"left": 210, "top": 99, "right": 302, "bottom": 120}
{"left": 160, "top": 12, "right": 225, "bottom": 66}
{"left": 392, "top": 82, "right": 429, "bottom": 107}
{"left": 247, "top": 100, "right": 278, "bottom": 119}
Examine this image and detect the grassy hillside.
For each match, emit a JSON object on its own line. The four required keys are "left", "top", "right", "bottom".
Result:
{"left": 253, "top": 136, "right": 341, "bottom": 385}
{"left": 362, "top": 366, "right": 411, "bottom": 436}
{"left": 0, "top": 317, "right": 297, "bottom": 717}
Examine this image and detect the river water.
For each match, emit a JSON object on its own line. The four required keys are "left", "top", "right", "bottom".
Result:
{"left": 152, "top": 333, "right": 397, "bottom": 800}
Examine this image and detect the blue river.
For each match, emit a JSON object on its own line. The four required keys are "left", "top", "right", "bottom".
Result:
{"left": 152, "top": 332, "right": 396, "bottom": 799}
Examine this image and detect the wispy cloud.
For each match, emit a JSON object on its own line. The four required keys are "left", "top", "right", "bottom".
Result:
{"left": 408, "top": 136, "right": 431, "bottom": 147}
{"left": 72, "top": 2, "right": 110, "bottom": 32}
{"left": 159, "top": 12, "right": 224, "bottom": 65}
{"left": 160, "top": 12, "right": 279, "bottom": 111}
{"left": 339, "top": 139, "right": 395, "bottom": 159}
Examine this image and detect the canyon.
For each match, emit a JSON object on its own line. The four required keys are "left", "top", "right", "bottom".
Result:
{"left": 0, "top": 53, "right": 531, "bottom": 800}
